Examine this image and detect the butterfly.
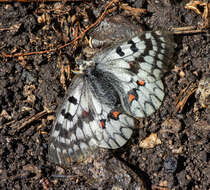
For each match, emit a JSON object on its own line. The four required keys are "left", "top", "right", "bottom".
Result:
{"left": 48, "top": 31, "right": 175, "bottom": 166}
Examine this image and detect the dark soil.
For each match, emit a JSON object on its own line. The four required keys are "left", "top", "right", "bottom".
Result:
{"left": 0, "top": 1, "right": 209, "bottom": 189}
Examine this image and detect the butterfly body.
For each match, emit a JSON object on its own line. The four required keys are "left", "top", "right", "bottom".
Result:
{"left": 49, "top": 31, "right": 175, "bottom": 166}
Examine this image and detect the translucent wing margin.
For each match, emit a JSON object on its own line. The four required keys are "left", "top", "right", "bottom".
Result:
{"left": 48, "top": 76, "right": 89, "bottom": 165}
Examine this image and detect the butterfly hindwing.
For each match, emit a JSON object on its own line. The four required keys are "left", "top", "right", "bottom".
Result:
{"left": 87, "top": 85, "right": 134, "bottom": 149}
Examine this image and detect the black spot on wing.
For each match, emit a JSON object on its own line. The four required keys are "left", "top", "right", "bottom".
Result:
{"left": 128, "top": 39, "right": 138, "bottom": 53}
{"left": 68, "top": 96, "right": 77, "bottom": 105}
{"left": 61, "top": 109, "right": 73, "bottom": 121}
{"left": 61, "top": 109, "right": 65, "bottom": 116}
{"left": 77, "top": 119, "right": 83, "bottom": 128}
{"left": 59, "top": 126, "right": 69, "bottom": 138}
{"left": 64, "top": 112, "right": 73, "bottom": 121}
{"left": 116, "top": 46, "right": 125, "bottom": 57}
{"left": 138, "top": 34, "right": 153, "bottom": 56}
{"left": 55, "top": 122, "right": 62, "bottom": 131}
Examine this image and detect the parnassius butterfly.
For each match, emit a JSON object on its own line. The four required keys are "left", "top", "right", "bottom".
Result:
{"left": 49, "top": 31, "right": 175, "bottom": 166}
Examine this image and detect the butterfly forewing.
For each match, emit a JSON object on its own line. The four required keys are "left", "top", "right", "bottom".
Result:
{"left": 49, "top": 76, "right": 135, "bottom": 165}
{"left": 49, "top": 31, "right": 175, "bottom": 166}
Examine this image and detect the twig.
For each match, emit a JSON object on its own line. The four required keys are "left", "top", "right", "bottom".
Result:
{"left": 171, "top": 26, "right": 208, "bottom": 34}
{"left": 2, "top": 0, "right": 119, "bottom": 58}
{"left": 10, "top": 108, "right": 52, "bottom": 131}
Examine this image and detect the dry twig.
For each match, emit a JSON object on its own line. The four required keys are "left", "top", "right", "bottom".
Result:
{"left": 2, "top": 0, "right": 119, "bottom": 58}
{"left": 175, "top": 83, "right": 198, "bottom": 112}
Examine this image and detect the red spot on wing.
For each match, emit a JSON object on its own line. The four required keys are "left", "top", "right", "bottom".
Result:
{"left": 99, "top": 120, "right": 106, "bottom": 129}
{"left": 128, "top": 94, "right": 136, "bottom": 103}
{"left": 129, "top": 61, "right": 135, "bottom": 67}
{"left": 112, "top": 111, "right": 120, "bottom": 119}
{"left": 137, "top": 80, "right": 145, "bottom": 86}
{"left": 82, "top": 110, "right": 89, "bottom": 118}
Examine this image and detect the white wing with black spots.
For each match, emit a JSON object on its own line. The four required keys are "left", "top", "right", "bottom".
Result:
{"left": 49, "top": 75, "right": 135, "bottom": 165}
{"left": 48, "top": 30, "right": 175, "bottom": 166}
{"left": 95, "top": 31, "right": 174, "bottom": 118}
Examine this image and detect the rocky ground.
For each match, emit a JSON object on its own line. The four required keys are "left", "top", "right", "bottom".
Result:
{"left": 0, "top": 0, "right": 209, "bottom": 189}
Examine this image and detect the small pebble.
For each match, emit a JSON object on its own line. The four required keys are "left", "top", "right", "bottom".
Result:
{"left": 164, "top": 156, "right": 177, "bottom": 173}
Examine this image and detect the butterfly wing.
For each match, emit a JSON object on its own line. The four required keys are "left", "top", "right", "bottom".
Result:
{"left": 49, "top": 31, "right": 175, "bottom": 165}
{"left": 48, "top": 76, "right": 89, "bottom": 165}
{"left": 95, "top": 31, "right": 175, "bottom": 118}
{"left": 48, "top": 75, "right": 134, "bottom": 165}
